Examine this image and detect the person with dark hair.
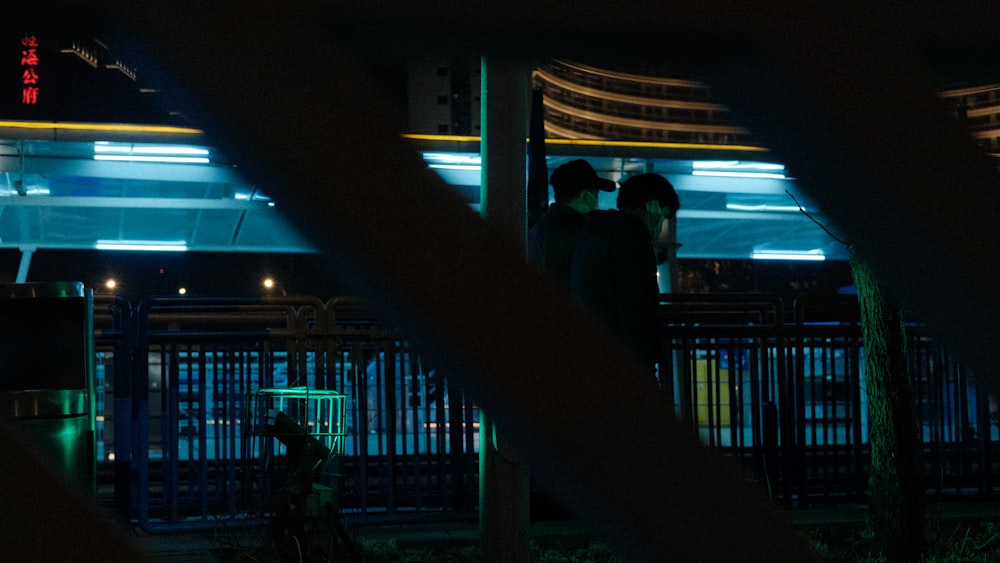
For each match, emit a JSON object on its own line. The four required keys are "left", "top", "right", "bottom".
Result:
{"left": 570, "top": 173, "right": 680, "bottom": 378}
{"left": 527, "top": 159, "right": 616, "bottom": 286}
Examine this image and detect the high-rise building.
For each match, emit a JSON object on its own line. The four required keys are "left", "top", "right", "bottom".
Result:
{"left": 407, "top": 55, "right": 481, "bottom": 136}
{"left": 939, "top": 83, "right": 1000, "bottom": 152}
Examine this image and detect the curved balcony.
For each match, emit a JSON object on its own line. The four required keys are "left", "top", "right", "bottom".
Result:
{"left": 939, "top": 83, "right": 1000, "bottom": 152}
{"left": 533, "top": 59, "right": 752, "bottom": 144}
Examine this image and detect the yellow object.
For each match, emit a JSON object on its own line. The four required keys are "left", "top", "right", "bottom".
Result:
{"left": 695, "top": 360, "right": 730, "bottom": 425}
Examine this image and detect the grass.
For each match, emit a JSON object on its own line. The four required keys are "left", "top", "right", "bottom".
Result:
{"left": 210, "top": 515, "right": 623, "bottom": 563}
{"left": 351, "top": 521, "right": 1000, "bottom": 562}
{"left": 213, "top": 535, "right": 621, "bottom": 563}
{"left": 356, "top": 539, "right": 621, "bottom": 563}
{"left": 210, "top": 513, "right": 1000, "bottom": 562}
{"left": 802, "top": 519, "right": 1000, "bottom": 562}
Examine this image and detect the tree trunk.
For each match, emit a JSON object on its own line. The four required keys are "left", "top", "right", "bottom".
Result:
{"left": 850, "top": 246, "right": 925, "bottom": 561}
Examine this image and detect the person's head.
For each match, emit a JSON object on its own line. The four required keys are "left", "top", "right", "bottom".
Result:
{"left": 617, "top": 173, "right": 680, "bottom": 239}
{"left": 549, "top": 159, "right": 616, "bottom": 213}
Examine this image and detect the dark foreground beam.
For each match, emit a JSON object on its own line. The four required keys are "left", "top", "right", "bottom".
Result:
{"left": 107, "top": 2, "right": 822, "bottom": 561}
{"left": 11, "top": 1, "right": 1000, "bottom": 561}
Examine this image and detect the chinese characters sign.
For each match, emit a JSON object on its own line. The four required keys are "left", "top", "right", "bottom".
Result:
{"left": 20, "top": 34, "right": 39, "bottom": 105}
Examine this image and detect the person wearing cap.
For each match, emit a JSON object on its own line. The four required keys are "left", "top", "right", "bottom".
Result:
{"left": 569, "top": 173, "right": 680, "bottom": 379}
{"left": 527, "top": 159, "right": 616, "bottom": 287}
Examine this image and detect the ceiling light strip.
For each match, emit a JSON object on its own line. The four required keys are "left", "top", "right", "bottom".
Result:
{"left": 752, "top": 250, "right": 825, "bottom": 261}
{"left": 93, "top": 142, "right": 211, "bottom": 163}
{"left": 94, "top": 155, "right": 210, "bottom": 164}
{"left": 96, "top": 240, "right": 188, "bottom": 252}
{"left": 692, "top": 170, "right": 787, "bottom": 179}
{"left": 94, "top": 144, "right": 209, "bottom": 156}
{"left": 725, "top": 203, "right": 803, "bottom": 212}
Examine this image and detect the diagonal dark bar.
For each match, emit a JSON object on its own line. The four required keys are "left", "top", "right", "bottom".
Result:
{"left": 105, "top": 2, "right": 821, "bottom": 560}
{"left": 694, "top": 3, "right": 1000, "bottom": 383}
{"left": 88, "top": 0, "right": 1000, "bottom": 560}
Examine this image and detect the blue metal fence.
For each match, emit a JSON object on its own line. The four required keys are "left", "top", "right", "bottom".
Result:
{"left": 658, "top": 293, "right": 790, "bottom": 501}
{"left": 91, "top": 292, "right": 1000, "bottom": 531}
{"left": 660, "top": 292, "right": 1000, "bottom": 509}
{"left": 96, "top": 295, "right": 479, "bottom": 532}
{"left": 790, "top": 293, "right": 868, "bottom": 504}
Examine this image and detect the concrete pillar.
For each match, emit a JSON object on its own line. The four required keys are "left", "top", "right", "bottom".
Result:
{"left": 479, "top": 58, "right": 527, "bottom": 239}
{"left": 479, "top": 55, "right": 531, "bottom": 563}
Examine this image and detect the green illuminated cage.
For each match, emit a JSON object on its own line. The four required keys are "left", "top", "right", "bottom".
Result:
{"left": 245, "top": 386, "right": 348, "bottom": 515}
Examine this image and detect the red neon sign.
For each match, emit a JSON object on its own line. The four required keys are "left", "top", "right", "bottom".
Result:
{"left": 20, "top": 34, "right": 39, "bottom": 105}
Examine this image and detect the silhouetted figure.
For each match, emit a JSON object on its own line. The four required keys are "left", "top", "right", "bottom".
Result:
{"left": 570, "top": 173, "right": 680, "bottom": 377}
{"left": 527, "top": 159, "right": 616, "bottom": 286}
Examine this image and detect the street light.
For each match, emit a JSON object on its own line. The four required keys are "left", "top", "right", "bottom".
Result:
{"left": 262, "top": 277, "right": 286, "bottom": 296}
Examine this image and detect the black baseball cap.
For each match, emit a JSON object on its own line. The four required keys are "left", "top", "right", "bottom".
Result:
{"left": 618, "top": 173, "right": 680, "bottom": 218}
{"left": 549, "top": 159, "right": 617, "bottom": 200}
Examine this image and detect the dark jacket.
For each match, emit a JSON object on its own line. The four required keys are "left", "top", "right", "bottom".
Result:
{"left": 570, "top": 209, "right": 660, "bottom": 371}
{"left": 527, "top": 202, "right": 586, "bottom": 287}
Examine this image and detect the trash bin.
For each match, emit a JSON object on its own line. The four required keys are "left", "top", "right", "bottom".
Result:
{"left": 0, "top": 282, "right": 95, "bottom": 492}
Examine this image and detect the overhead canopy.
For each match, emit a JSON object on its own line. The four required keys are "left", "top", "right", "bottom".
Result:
{"left": 0, "top": 121, "right": 847, "bottom": 275}
{"left": 0, "top": 22, "right": 855, "bottom": 267}
{"left": 0, "top": 122, "right": 316, "bottom": 260}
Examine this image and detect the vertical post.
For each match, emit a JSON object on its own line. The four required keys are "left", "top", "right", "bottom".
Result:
{"left": 663, "top": 218, "right": 679, "bottom": 291}
{"left": 648, "top": 160, "right": 679, "bottom": 408}
{"left": 479, "top": 55, "right": 531, "bottom": 563}
{"left": 16, "top": 247, "right": 34, "bottom": 283}
{"left": 480, "top": 58, "right": 528, "bottom": 239}
{"left": 646, "top": 159, "right": 677, "bottom": 294}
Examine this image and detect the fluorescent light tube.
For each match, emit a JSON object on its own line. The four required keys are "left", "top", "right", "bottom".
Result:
{"left": 422, "top": 152, "right": 481, "bottom": 165}
{"left": 93, "top": 143, "right": 210, "bottom": 163}
{"left": 752, "top": 250, "right": 825, "bottom": 261}
{"left": 94, "top": 155, "right": 210, "bottom": 164}
{"left": 725, "top": 203, "right": 803, "bottom": 212}
{"left": 692, "top": 170, "right": 787, "bottom": 180}
{"left": 97, "top": 240, "right": 188, "bottom": 252}
{"left": 692, "top": 161, "right": 785, "bottom": 171}
{"left": 427, "top": 164, "right": 481, "bottom": 171}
